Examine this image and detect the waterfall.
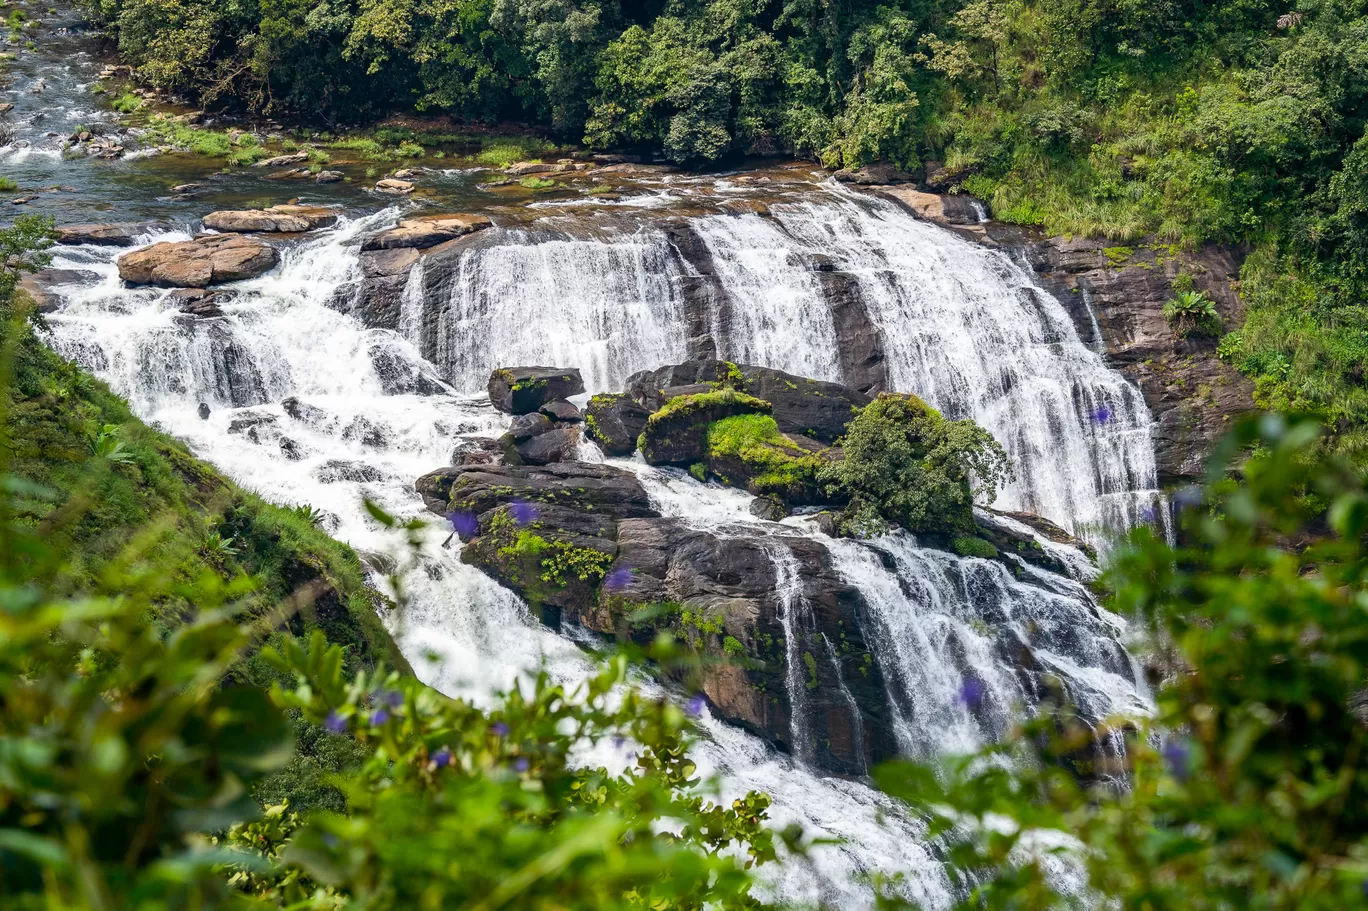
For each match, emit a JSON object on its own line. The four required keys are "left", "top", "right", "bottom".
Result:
{"left": 38, "top": 193, "right": 1153, "bottom": 908}
{"left": 416, "top": 224, "right": 688, "bottom": 394}
{"left": 398, "top": 188, "right": 1160, "bottom": 544}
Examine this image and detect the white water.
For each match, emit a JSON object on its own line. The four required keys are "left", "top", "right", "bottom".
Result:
{"left": 418, "top": 223, "right": 688, "bottom": 394}
{"left": 40, "top": 199, "right": 1154, "bottom": 908}
{"left": 395, "top": 186, "right": 1160, "bottom": 547}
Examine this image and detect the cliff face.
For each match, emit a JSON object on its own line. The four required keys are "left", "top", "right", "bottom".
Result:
{"left": 874, "top": 186, "right": 1255, "bottom": 485}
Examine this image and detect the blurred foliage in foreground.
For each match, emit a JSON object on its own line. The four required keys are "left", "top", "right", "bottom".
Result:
{"left": 877, "top": 412, "right": 1368, "bottom": 909}
{"left": 0, "top": 218, "right": 782, "bottom": 908}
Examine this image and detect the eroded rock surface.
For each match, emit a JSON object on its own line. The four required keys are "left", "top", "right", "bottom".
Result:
{"left": 117, "top": 234, "right": 279, "bottom": 288}
{"left": 203, "top": 205, "right": 338, "bottom": 234}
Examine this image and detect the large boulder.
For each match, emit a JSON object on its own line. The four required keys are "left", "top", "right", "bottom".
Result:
{"left": 413, "top": 459, "right": 895, "bottom": 775}
{"left": 487, "top": 367, "right": 586, "bottom": 415}
{"left": 585, "top": 393, "right": 651, "bottom": 456}
{"left": 361, "top": 214, "right": 493, "bottom": 251}
{"left": 514, "top": 426, "right": 582, "bottom": 465}
{"left": 202, "top": 205, "right": 338, "bottom": 234}
{"left": 56, "top": 223, "right": 158, "bottom": 247}
{"left": 117, "top": 235, "right": 278, "bottom": 288}
{"left": 638, "top": 389, "right": 772, "bottom": 466}
{"left": 626, "top": 360, "right": 869, "bottom": 444}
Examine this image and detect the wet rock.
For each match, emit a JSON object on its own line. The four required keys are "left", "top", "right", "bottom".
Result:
{"left": 638, "top": 389, "right": 772, "bottom": 467}
{"left": 418, "top": 462, "right": 658, "bottom": 522}
{"left": 515, "top": 426, "right": 581, "bottom": 465}
{"left": 342, "top": 416, "right": 387, "bottom": 447}
{"left": 584, "top": 393, "right": 651, "bottom": 457}
{"left": 833, "top": 162, "right": 915, "bottom": 185}
{"left": 198, "top": 403, "right": 211, "bottom": 420}
{"left": 117, "top": 234, "right": 279, "bottom": 288}
{"left": 18, "top": 268, "right": 97, "bottom": 312}
{"left": 202, "top": 205, "right": 338, "bottom": 234}
{"left": 313, "top": 459, "right": 386, "bottom": 484}
{"left": 361, "top": 214, "right": 493, "bottom": 251}
{"left": 169, "top": 183, "right": 204, "bottom": 194}
{"left": 627, "top": 360, "right": 869, "bottom": 445}
{"left": 282, "top": 396, "right": 330, "bottom": 427}
{"left": 252, "top": 152, "right": 309, "bottom": 168}
{"left": 279, "top": 438, "right": 302, "bottom": 460}
{"left": 316, "top": 170, "right": 345, "bottom": 183}
{"left": 170, "top": 288, "right": 234, "bottom": 318}
{"left": 367, "top": 339, "right": 448, "bottom": 395}
{"left": 374, "top": 178, "right": 414, "bottom": 195}
{"left": 539, "top": 399, "right": 583, "bottom": 423}
{"left": 451, "top": 437, "right": 503, "bottom": 468}
{"left": 10, "top": 196, "right": 37, "bottom": 206}
{"left": 876, "top": 186, "right": 983, "bottom": 227}
{"left": 506, "top": 413, "right": 554, "bottom": 441}
{"left": 265, "top": 168, "right": 314, "bottom": 181}
{"left": 487, "top": 366, "right": 586, "bottom": 415}
{"left": 506, "top": 161, "right": 562, "bottom": 176}
{"left": 360, "top": 247, "right": 420, "bottom": 277}
{"left": 392, "top": 168, "right": 424, "bottom": 180}
{"left": 1029, "top": 239, "right": 1255, "bottom": 484}
{"left": 749, "top": 496, "right": 789, "bottom": 521}
{"left": 227, "top": 411, "right": 278, "bottom": 435}
{"left": 0, "top": 103, "right": 13, "bottom": 115}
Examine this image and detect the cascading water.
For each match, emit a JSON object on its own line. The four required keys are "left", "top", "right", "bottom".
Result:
{"left": 38, "top": 184, "right": 1155, "bottom": 908}
{"left": 418, "top": 224, "right": 688, "bottom": 394}
{"left": 394, "top": 186, "right": 1161, "bottom": 546}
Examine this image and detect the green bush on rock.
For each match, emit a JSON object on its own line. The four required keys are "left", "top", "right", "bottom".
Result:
{"left": 706, "top": 413, "right": 824, "bottom": 502}
{"left": 821, "top": 393, "right": 1012, "bottom": 537}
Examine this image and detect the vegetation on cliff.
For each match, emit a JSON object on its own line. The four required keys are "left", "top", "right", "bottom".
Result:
{"left": 821, "top": 393, "right": 1012, "bottom": 537}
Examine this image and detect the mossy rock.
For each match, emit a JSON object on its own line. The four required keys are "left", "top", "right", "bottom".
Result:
{"left": 487, "top": 366, "right": 585, "bottom": 415}
{"left": 585, "top": 393, "right": 652, "bottom": 456}
{"left": 639, "top": 389, "right": 772, "bottom": 466}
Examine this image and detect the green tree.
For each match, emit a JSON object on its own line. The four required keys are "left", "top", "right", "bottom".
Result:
{"left": 821, "top": 393, "right": 1013, "bottom": 536}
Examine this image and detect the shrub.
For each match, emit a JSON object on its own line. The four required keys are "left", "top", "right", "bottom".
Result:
{"left": 109, "top": 91, "right": 142, "bottom": 113}
{"left": 951, "top": 535, "right": 999, "bottom": 559}
{"left": 1163, "top": 289, "right": 1223, "bottom": 337}
{"left": 821, "top": 394, "right": 1013, "bottom": 536}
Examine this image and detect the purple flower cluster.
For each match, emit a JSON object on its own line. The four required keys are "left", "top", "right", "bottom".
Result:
{"left": 448, "top": 511, "right": 479, "bottom": 537}
{"left": 510, "top": 500, "right": 540, "bottom": 525}
{"left": 432, "top": 746, "right": 453, "bottom": 769}
{"left": 602, "top": 567, "right": 634, "bottom": 593}
{"left": 490, "top": 721, "right": 509, "bottom": 737}
{"left": 959, "top": 678, "right": 986, "bottom": 709}
{"left": 685, "top": 693, "right": 707, "bottom": 717}
{"left": 324, "top": 710, "right": 348, "bottom": 734}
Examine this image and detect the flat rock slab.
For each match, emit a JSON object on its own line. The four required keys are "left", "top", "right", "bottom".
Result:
{"left": 202, "top": 205, "right": 338, "bottom": 234}
{"left": 488, "top": 366, "right": 586, "bottom": 415}
{"left": 117, "top": 234, "right": 279, "bottom": 288}
{"left": 55, "top": 223, "right": 158, "bottom": 246}
{"left": 361, "top": 214, "right": 493, "bottom": 251}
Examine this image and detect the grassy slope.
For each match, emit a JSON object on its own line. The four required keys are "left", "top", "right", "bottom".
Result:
{"left": 5, "top": 320, "right": 411, "bottom": 811}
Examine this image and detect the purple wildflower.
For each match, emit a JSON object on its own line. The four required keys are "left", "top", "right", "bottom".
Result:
{"left": 1173, "top": 486, "right": 1204, "bottom": 512}
{"left": 959, "top": 678, "right": 986, "bottom": 709}
{"left": 514, "top": 757, "right": 530, "bottom": 773}
{"left": 448, "top": 511, "right": 479, "bottom": 537}
{"left": 432, "top": 746, "right": 453, "bottom": 769}
{"left": 380, "top": 689, "right": 404, "bottom": 708}
{"left": 685, "top": 693, "right": 707, "bottom": 717}
{"left": 370, "top": 709, "right": 390, "bottom": 726}
{"left": 509, "top": 500, "right": 540, "bottom": 526}
{"left": 324, "top": 710, "right": 348, "bottom": 734}
{"left": 602, "top": 567, "right": 634, "bottom": 593}
{"left": 1092, "top": 405, "right": 1114, "bottom": 425}
{"left": 1139, "top": 505, "right": 1157, "bottom": 523}
{"left": 1162, "top": 738, "right": 1190, "bottom": 782}
{"left": 490, "top": 721, "right": 509, "bottom": 737}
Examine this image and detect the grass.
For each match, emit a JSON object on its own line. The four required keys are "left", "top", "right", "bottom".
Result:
{"left": 0, "top": 177, "right": 17, "bottom": 192}
{"left": 519, "top": 176, "right": 556, "bottom": 190}
{"left": 109, "top": 92, "right": 142, "bottom": 114}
